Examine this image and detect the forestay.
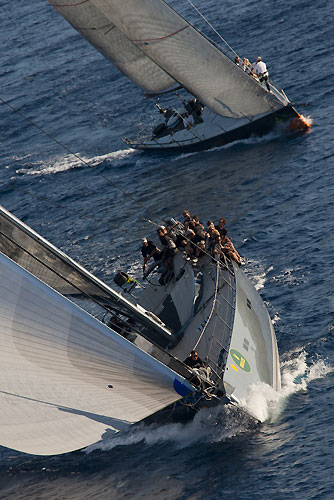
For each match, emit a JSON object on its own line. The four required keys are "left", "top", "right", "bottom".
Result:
{"left": 0, "top": 253, "right": 193, "bottom": 455}
{"left": 48, "top": 0, "right": 283, "bottom": 119}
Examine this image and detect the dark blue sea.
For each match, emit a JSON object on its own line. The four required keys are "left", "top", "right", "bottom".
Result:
{"left": 0, "top": 0, "right": 333, "bottom": 498}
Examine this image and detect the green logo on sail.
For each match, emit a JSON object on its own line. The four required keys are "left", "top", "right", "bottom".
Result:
{"left": 230, "top": 349, "right": 251, "bottom": 373}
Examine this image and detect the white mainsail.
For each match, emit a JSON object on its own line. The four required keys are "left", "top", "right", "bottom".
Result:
{"left": 48, "top": 0, "right": 282, "bottom": 119}
{"left": 47, "top": 0, "right": 178, "bottom": 94}
{"left": 0, "top": 253, "right": 193, "bottom": 455}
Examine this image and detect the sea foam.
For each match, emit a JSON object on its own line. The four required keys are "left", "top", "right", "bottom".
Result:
{"left": 240, "top": 350, "right": 333, "bottom": 423}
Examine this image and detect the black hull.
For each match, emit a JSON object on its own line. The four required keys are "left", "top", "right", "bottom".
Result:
{"left": 133, "top": 105, "right": 301, "bottom": 153}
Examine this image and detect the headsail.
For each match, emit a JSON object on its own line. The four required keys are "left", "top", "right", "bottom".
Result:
{"left": 0, "top": 252, "right": 193, "bottom": 455}
{"left": 48, "top": 0, "right": 283, "bottom": 119}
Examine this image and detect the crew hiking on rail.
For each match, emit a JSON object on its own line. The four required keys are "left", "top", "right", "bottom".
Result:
{"left": 141, "top": 212, "right": 242, "bottom": 284}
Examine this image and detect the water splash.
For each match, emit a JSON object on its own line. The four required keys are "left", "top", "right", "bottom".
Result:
{"left": 85, "top": 404, "right": 255, "bottom": 454}
{"left": 271, "top": 313, "right": 281, "bottom": 325}
{"left": 15, "top": 148, "right": 136, "bottom": 176}
{"left": 239, "top": 350, "right": 333, "bottom": 423}
{"left": 286, "top": 114, "right": 312, "bottom": 132}
{"left": 299, "top": 114, "right": 313, "bottom": 127}
{"left": 244, "top": 260, "right": 273, "bottom": 290}
{"left": 171, "top": 128, "right": 281, "bottom": 161}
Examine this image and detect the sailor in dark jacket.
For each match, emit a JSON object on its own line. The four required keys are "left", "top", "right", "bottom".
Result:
{"left": 141, "top": 238, "right": 161, "bottom": 271}
{"left": 184, "top": 350, "right": 205, "bottom": 369}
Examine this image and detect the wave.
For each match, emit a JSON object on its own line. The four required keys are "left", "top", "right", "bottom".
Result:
{"left": 239, "top": 349, "right": 333, "bottom": 423}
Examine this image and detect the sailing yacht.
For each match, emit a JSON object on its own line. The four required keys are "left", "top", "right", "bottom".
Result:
{"left": 47, "top": 0, "right": 310, "bottom": 152}
{"left": 0, "top": 206, "right": 280, "bottom": 455}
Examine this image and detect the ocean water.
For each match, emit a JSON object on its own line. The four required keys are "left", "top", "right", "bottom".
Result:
{"left": 0, "top": 0, "right": 334, "bottom": 498}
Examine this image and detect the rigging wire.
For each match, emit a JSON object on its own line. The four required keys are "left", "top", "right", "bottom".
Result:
{"left": 0, "top": 179, "right": 110, "bottom": 226}
{"left": 0, "top": 96, "right": 161, "bottom": 225}
{"left": 184, "top": 0, "right": 239, "bottom": 58}
{"left": 0, "top": 97, "right": 237, "bottom": 276}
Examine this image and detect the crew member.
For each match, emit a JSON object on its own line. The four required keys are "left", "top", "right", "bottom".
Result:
{"left": 252, "top": 56, "right": 270, "bottom": 91}
{"left": 184, "top": 350, "right": 211, "bottom": 382}
{"left": 141, "top": 238, "right": 161, "bottom": 269}
{"left": 157, "top": 226, "right": 177, "bottom": 283}
{"left": 184, "top": 350, "right": 205, "bottom": 368}
{"left": 215, "top": 217, "right": 227, "bottom": 238}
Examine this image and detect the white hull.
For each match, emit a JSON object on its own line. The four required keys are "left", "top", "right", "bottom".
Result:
{"left": 137, "top": 254, "right": 281, "bottom": 406}
{"left": 0, "top": 207, "right": 281, "bottom": 455}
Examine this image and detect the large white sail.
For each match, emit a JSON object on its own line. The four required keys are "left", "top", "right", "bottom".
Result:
{"left": 0, "top": 253, "right": 193, "bottom": 455}
{"left": 47, "top": 0, "right": 177, "bottom": 94}
{"left": 0, "top": 205, "right": 173, "bottom": 342}
{"left": 48, "top": 0, "right": 282, "bottom": 119}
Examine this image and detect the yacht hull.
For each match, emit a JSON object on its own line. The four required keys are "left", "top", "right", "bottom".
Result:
{"left": 128, "top": 105, "right": 305, "bottom": 153}
{"left": 137, "top": 254, "right": 281, "bottom": 421}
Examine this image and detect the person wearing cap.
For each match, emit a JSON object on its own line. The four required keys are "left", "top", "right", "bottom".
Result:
{"left": 184, "top": 350, "right": 211, "bottom": 382}
{"left": 141, "top": 238, "right": 162, "bottom": 274}
{"left": 252, "top": 56, "right": 270, "bottom": 91}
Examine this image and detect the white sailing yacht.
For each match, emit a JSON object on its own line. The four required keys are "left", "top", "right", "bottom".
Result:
{"left": 47, "top": 0, "right": 310, "bottom": 151}
{"left": 0, "top": 206, "right": 280, "bottom": 455}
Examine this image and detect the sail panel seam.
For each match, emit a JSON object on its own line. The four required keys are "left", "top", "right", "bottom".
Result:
{"left": 131, "top": 25, "right": 189, "bottom": 44}
{"left": 51, "top": 0, "right": 90, "bottom": 7}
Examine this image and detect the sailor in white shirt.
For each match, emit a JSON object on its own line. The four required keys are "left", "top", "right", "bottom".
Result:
{"left": 252, "top": 56, "right": 270, "bottom": 91}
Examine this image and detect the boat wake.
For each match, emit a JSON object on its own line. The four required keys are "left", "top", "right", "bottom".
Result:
{"left": 82, "top": 349, "right": 331, "bottom": 455}
{"left": 15, "top": 148, "right": 137, "bottom": 176}
{"left": 240, "top": 349, "right": 333, "bottom": 423}
{"left": 85, "top": 403, "right": 256, "bottom": 455}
